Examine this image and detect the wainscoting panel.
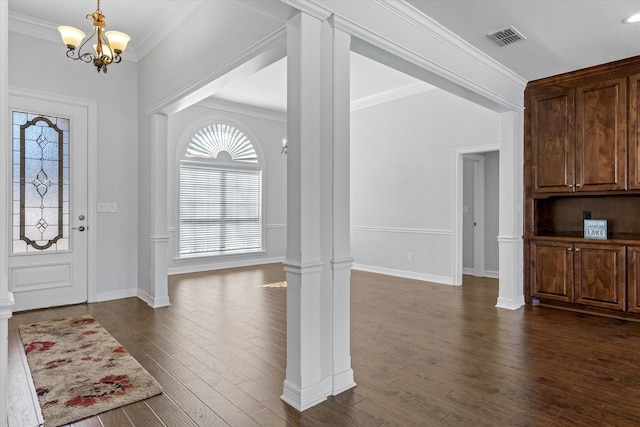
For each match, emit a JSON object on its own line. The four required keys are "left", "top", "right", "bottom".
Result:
{"left": 350, "top": 226, "right": 454, "bottom": 284}
{"left": 10, "top": 263, "right": 71, "bottom": 292}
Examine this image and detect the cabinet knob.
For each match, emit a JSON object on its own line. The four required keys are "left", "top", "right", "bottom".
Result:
{"left": 575, "top": 184, "right": 581, "bottom": 187}
{"left": 575, "top": 248, "right": 581, "bottom": 252}
{"left": 568, "top": 247, "right": 573, "bottom": 251}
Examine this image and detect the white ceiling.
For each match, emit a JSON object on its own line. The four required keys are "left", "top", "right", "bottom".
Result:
{"left": 9, "top": 0, "right": 640, "bottom": 111}
{"left": 211, "top": 53, "right": 433, "bottom": 113}
{"left": 405, "top": 0, "right": 640, "bottom": 82}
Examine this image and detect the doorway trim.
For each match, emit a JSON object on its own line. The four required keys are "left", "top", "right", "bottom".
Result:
{"left": 8, "top": 87, "right": 98, "bottom": 304}
{"left": 453, "top": 144, "right": 499, "bottom": 286}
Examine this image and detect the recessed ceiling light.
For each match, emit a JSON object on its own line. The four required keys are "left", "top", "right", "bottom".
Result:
{"left": 623, "top": 12, "right": 640, "bottom": 23}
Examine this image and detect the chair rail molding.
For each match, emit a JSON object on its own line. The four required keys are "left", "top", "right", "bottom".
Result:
{"left": 351, "top": 225, "right": 453, "bottom": 235}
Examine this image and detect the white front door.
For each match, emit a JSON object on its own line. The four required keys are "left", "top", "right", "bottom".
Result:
{"left": 8, "top": 95, "right": 89, "bottom": 312}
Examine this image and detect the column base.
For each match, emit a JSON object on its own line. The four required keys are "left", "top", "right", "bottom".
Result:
{"left": 281, "top": 377, "right": 332, "bottom": 412}
{"left": 137, "top": 289, "right": 170, "bottom": 308}
{"left": 495, "top": 296, "right": 525, "bottom": 310}
{"left": 332, "top": 368, "right": 356, "bottom": 395}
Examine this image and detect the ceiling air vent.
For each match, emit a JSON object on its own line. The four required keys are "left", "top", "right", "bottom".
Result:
{"left": 487, "top": 26, "right": 526, "bottom": 46}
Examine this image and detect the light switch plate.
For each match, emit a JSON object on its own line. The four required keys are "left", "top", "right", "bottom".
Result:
{"left": 98, "top": 202, "right": 117, "bottom": 213}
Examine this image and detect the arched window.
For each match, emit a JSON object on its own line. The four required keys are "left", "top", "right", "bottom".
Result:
{"left": 179, "top": 123, "right": 262, "bottom": 257}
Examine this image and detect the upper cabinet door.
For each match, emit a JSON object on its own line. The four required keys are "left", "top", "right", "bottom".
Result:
{"left": 531, "top": 88, "right": 575, "bottom": 193}
{"left": 576, "top": 78, "right": 627, "bottom": 191}
{"left": 628, "top": 73, "right": 640, "bottom": 189}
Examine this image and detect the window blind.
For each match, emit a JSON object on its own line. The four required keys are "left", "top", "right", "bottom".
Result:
{"left": 179, "top": 163, "right": 262, "bottom": 256}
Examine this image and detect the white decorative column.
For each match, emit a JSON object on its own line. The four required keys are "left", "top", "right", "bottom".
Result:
{"left": 0, "top": 2, "right": 14, "bottom": 426}
{"left": 327, "top": 17, "right": 356, "bottom": 395}
{"left": 282, "top": 11, "right": 355, "bottom": 411}
{"left": 496, "top": 110, "right": 525, "bottom": 310}
{"left": 147, "top": 113, "right": 170, "bottom": 308}
{"left": 282, "top": 12, "right": 328, "bottom": 411}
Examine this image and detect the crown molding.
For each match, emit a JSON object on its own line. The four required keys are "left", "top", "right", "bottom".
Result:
{"left": 292, "top": 0, "right": 526, "bottom": 91}
{"left": 372, "top": 0, "right": 526, "bottom": 88}
{"left": 279, "top": 0, "right": 333, "bottom": 20}
{"left": 334, "top": 8, "right": 522, "bottom": 111}
{"left": 8, "top": 12, "right": 54, "bottom": 42}
{"left": 351, "top": 81, "right": 434, "bottom": 111}
{"left": 199, "top": 97, "right": 287, "bottom": 123}
{"left": 8, "top": 11, "right": 139, "bottom": 62}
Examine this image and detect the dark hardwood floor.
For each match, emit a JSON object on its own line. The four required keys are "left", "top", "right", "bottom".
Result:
{"left": 9, "top": 264, "right": 640, "bottom": 426}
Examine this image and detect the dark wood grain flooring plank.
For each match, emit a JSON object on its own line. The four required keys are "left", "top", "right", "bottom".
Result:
{"left": 121, "top": 401, "right": 163, "bottom": 427}
{"left": 97, "top": 407, "right": 134, "bottom": 426}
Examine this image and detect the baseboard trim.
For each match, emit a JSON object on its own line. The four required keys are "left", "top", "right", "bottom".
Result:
{"left": 352, "top": 263, "right": 453, "bottom": 285}
{"left": 485, "top": 269, "right": 499, "bottom": 279}
{"left": 136, "top": 289, "right": 153, "bottom": 307}
{"left": 462, "top": 268, "right": 499, "bottom": 279}
{"left": 96, "top": 288, "right": 137, "bottom": 303}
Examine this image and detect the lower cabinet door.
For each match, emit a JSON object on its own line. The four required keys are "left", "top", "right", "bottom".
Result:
{"left": 531, "top": 240, "right": 574, "bottom": 302}
{"left": 627, "top": 246, "right": 640, "bottom": 313}
{"left": 574, "top": 243, "right": 626, "bottom": 310}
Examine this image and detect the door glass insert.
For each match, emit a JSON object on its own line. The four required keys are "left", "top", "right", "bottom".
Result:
{"left": 12, "top": 111, "right": 70, "bottom": 253}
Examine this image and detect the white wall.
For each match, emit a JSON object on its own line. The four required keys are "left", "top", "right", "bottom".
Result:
{"left": 166, "top": 102, "right": 287, "bottom": 273}
{"left": 351, "top": 88, "right": 500, "bottom": 283}
{"left": 8, "top": 32, "right": 140, "bottom": 301}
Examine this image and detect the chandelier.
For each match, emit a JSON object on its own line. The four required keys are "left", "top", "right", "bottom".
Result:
{"left": 58, "top": 0, "right": 130, "bottom": 73}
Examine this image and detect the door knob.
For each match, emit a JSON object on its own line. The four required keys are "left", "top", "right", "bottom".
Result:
{"left": 72, "top": 226, "right": 86, "bottom": 232}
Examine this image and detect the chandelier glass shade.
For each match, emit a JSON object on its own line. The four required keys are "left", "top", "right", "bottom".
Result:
{"left": 58, "top": 0, "right": 130, "bottom": 73}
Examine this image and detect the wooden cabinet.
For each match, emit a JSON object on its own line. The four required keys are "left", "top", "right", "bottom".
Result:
{"left": 526, "top": 57, "right": 640, "bottom": 316}
{"left": 530, "top": 88, "right": 575, "bottom": 193}
{"left": 627, "top": 246, "right": 640, "bottom": 313}
{"left": 575, "top": 78, "right": 627, "bottom": 192}
{"left": 628, "top": 73, "right": 640, "bottom": 189}
{"left": 574, "top": 242, "right": 625, "bottom": 310}
{"left": 530, "top": 240, "right": 626, "bottom": 310}
{"left": 530, "top": 77, "right": 626, "bottom": 194}
{"left": 531, "top": 240, "right": 574, "bottom": 302}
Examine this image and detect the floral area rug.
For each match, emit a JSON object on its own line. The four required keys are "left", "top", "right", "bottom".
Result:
{"left": 19, "top": 314, "right": 162, "bottom": 427}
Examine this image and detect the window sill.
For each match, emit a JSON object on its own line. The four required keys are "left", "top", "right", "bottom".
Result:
{"left": 174, "top": 249, "right": 266, "bottom": 262}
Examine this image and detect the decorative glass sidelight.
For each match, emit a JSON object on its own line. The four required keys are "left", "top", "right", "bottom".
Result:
{"left": 12, "top": 111, "right": 70, "bottom": 253}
